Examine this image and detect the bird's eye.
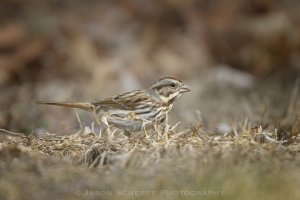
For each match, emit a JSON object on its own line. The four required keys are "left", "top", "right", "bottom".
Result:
{"left": 170, "top": 83, "right": 176, "bottom": 87}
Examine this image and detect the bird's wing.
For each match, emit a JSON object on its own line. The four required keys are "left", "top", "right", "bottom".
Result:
{"left": 93, "top": 90, "right": 149, "bottom": 111}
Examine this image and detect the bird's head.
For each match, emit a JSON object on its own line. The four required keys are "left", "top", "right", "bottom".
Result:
{"left": 149, "top": 76, "right": 191, "bottom": 104}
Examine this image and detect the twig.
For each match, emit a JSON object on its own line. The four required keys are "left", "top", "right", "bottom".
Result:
{"left": 171, "top": 129, "right": 190, "bottom": 140}
{"left": 74, "top": 110, "right": 83, "bottom": 130}
{"left": 285, "top": 77, "right": 299, "bottom": 119}
{"left": 170, "top": 122, "right": 181, "bottom": 132}
{"left": 89, "top": 154, "right": 102, "bottom": 168}
{"left": 0, "top": 129, "right": 25, "bottom": 137}
{"left": 74, "top": 110, "right": 83, "bottom": 135}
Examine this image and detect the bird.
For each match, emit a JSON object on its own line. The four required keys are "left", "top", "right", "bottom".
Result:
{"left": 37, "top": 76, "right": 191, "bottom": 133}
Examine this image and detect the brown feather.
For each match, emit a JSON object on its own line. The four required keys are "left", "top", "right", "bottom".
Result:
{"left": 36, "top": 101, "right": 94, "bottom": 111}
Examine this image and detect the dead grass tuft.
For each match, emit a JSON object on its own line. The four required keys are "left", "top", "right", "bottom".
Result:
{"left": 0, "top": 119, "right": 300, "bottom": 199}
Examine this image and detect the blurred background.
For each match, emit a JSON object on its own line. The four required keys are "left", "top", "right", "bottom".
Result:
{"left": 0, "top": 0, "right": 299, "bottom": 134}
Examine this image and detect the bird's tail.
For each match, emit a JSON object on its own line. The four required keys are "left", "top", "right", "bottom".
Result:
{"left": 36, "top": 101, "right": 94, "bottom": 111}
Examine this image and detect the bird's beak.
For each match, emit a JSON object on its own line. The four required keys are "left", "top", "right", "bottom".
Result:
{"left": 180, "top": 84, "right": 191, "bottom": 93}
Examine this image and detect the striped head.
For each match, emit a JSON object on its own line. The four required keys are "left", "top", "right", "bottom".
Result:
{"left": 148, "top": 76, "right": 191, "bottom": 104}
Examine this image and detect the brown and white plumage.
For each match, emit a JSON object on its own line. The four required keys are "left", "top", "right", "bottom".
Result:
{"left": 37, "top": 76, "right": 191, "bottom": 132}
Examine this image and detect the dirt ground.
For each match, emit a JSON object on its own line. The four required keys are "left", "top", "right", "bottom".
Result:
{"left": 1, "top": 117, "right": 300, "bottom": 200}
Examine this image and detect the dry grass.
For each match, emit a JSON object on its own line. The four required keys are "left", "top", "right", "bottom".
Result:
{"left": 0, "top": 117, "right": 299, "bottom": 200}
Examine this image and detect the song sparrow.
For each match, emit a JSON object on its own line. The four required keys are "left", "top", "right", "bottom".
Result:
{"left": 37, "top": 76, "right": 191, "bottom": 132}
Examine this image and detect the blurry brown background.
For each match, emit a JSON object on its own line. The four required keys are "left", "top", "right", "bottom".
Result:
{"left": 0, "top": 0, "right": 299, "bottom": 134}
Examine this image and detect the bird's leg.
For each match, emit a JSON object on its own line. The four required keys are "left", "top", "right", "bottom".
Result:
{"left": 142, "top": 119, "right": 150, "bottom": 139}
{"left": 152, "top": 119, "right": 163, "bottom": 140}
{"left": 163, "top": 114, "right": 170, "bottom": 137}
